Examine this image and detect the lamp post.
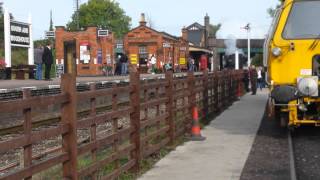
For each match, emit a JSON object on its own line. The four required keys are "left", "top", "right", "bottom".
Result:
{"left": 243, "top": 23, "right": 251, "bottom": 67}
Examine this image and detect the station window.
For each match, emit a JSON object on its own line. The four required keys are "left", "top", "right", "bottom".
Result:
{"left": 139, "top": 46, "right": 148, "bottom": 64}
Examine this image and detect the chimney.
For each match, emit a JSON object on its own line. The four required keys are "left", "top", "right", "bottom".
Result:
{"left": 182, "top": 27, "right": 188, "bottom": 41}
{"left": 204, "top": 13, "right": 210, "bottom": 47}
{"left": 139, "top": 13, "right": 147, "bottom": 26}
{"left": 205, "top": 13, "right": 210, "bottom": 31}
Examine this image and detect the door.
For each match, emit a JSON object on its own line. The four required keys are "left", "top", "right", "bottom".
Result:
{"left": 64, "top": 41, "right": 77, "bottom": 75}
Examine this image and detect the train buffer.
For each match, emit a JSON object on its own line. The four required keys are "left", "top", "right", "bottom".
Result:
{"left": 139, "top": 90, "right": 268, "bottom": 180}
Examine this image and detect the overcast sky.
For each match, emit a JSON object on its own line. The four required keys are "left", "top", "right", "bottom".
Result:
{"left": 2, "top": 0, "right": 278, "bottom": 40}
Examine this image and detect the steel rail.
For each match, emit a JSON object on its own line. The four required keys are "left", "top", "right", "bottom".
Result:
{"left": 288, "top": 130, "right": 297, "bottom": 180}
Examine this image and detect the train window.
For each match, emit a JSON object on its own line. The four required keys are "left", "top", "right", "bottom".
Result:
{"left": 283, "top": 1, "right": 320, "bottom": 39}
{"left": 312, "top": 55, "right": 320, "bottom": 77}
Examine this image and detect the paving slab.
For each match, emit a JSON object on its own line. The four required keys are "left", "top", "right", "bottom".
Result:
{"left": 139, "top": 90, "right": 268, "bottom": 180}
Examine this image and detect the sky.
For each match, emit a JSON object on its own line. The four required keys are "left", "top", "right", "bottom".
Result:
{"left": 2, "top": 0, "right": 279, "bottom": 40}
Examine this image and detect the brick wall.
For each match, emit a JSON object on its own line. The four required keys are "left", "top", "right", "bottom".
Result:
{"left": 55, "top": 26, "right": 114, "bottom": 76}
{"left": 124, "top": 25, "right": 189, "bottom": 72}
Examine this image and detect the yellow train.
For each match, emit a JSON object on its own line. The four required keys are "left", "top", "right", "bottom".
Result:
{"left": 264, "top": 0, "right": 320, "bottom": 127}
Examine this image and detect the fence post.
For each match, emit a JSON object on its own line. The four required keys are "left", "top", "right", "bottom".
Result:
{"left": 129, "top": 66, "right": 141, "bottom": 172}
{"left": 165, "top": 71, "right": 174, "bottom": 144}
{"left": 202, "top": 70, "right": 209, "bottom": 120}
{"left": 187, "top": 72, "right": 195, "bottom": 130}
{"left": 61, "top": 74, "right": 78, "bottom": 179}
{"left": 22, "top": 89, "right": 32, "bottom": 180}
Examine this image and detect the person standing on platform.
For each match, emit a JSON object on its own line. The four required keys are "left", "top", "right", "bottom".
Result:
{"left": 243, "top": 68, "right": 250, "bottom": 92}
{"left": 120, "top": 54, "right": 128, "bottom": 75}
{"left": 249, "top": 65, "right": 258, "bottom": 95}
{"left": 257, "top": 67, "right": 263, "bottom": 91}
{"left": 188, "top": 57, "right": 194, "bottom": 72}
{"left": 42, "top": 42, "right": 53, "bottom": 81}
{"left": 34, "top": 45, "right": 43, "bottom": 80}
{"left": 150, "top": 54, "right": 157, "bottom": 74}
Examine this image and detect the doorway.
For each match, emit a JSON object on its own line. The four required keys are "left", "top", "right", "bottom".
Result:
{"left": 64, "top": 41, "right": 77, "bottom": 75}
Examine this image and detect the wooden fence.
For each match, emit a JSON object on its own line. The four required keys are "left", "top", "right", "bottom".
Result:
{"left": 0, "top": 69, "right": 243, "bottom": 180}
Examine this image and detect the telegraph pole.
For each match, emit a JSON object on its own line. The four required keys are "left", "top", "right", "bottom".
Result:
{"left": 243, "top": 23, "right": 251, "bottom": 67}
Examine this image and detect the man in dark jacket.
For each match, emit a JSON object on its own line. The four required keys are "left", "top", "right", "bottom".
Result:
{"left": 243, "top": 69, "right": 250, "bottom": 92}
{"left": 42, "top": 42, "right": 53, "bottom": 80}
{"left": 249, "top": 65, "right": 258, "bottom": 95}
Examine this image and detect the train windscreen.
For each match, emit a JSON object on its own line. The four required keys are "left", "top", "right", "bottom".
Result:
{"left": 283, "top": 1, "right": 320, "bottom": 39}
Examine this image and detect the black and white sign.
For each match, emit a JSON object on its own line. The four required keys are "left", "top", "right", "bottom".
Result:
{"left": 45, "top": 31, "right": 55, "bottom": 38}
{"left": 56, "top": 64, "right": 64, "bottom": 78}
{"left": 98, "top": 30, "right": 109, "bottom": 37}
{"left": 10, "top": 21, "right": 30, "bottom": 47}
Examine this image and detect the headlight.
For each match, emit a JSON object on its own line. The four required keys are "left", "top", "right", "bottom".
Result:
{"left": 297, "top": 77, "right": 318, "bottom": 96}
{"left": 272, "top": 47, "right": 282, "bottom": 57}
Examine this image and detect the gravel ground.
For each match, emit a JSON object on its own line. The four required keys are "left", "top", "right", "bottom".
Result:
{"left": 240, "top": 109, "right": 291, "bottom": 180}
{"left": 292, "top": 126, "right": 320, "bottom": 180}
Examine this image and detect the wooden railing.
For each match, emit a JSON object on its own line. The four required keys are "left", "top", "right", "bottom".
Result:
{"left": 0, "top": 69, "right": 244, "bottom": 180}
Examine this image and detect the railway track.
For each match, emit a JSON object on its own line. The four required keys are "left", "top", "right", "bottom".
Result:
{"left": 0, "top": 101, "right": 130, "bottom": 135}
{"left": 288, "top": 127, "right": 320, "bottom": 180}
{"left": 288, "top": 130, "right": 297, "bottom": 180}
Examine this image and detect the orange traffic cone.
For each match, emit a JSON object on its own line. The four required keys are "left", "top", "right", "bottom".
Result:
{"left": 190, "top": 106, "right": 206, "bottom": 141}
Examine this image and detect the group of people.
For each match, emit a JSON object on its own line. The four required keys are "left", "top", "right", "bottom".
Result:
{"left": 34, "top": 42, "right": 54, "bottom": 81}
{"left": 243, "top": 65, "right": 265, "bottom": 95}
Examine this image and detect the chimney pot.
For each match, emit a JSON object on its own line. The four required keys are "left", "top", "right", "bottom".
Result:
{"left": 139, "top": 13, "right": 147, "bottom": 26}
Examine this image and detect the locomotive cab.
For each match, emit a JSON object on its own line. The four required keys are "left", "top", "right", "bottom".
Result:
{"left": 265, "top": 0, "right": 320, "bottom": 127}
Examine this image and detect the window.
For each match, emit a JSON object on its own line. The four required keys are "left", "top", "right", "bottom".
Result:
{"left": 283, "top": 1, "right": 320, "bottom": 39}
{"left": 139, "top": 46, "right": 148, "bottom": 65}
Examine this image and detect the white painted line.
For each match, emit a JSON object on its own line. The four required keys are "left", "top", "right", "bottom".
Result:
{"left": 0, "top": 89, "right": 8, "bottom": 93}
{"left": 48, "top": 85, "right": 60, "bottom": 89}
{"left": 21, "top": 86, "right": 37, "bottom": 90}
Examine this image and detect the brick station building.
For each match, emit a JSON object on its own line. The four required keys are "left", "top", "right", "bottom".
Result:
{"left": 55, "top": 26, "right": 115, "bottom": 76}
{"left": 124, "top": 14, "right": 189, "bottom": 73}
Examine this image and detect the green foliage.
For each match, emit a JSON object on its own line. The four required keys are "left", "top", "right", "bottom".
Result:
{"left": 34, "top": 39, "right": 51, "bottom": 48}
{"left": 251, "top": 53, "right": 264, "bottom": 67}
{"left": 209, "top": 23, "right": 221, "bottom": 38}
{"left": 66, "top": 0, "right": 131, "bottom": 38}
{"left": 268, "top": 0, "right": 284, "bottom": 17}
{"left": 11, "top": 47, "right": 28, "bottom": 65}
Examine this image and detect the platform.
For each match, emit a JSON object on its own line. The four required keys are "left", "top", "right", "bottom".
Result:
{"left": 0, "top": 74, "right": 164, "bottom": 90}
{"left": 139, "top": 90, "right": 268, "bottom": 180}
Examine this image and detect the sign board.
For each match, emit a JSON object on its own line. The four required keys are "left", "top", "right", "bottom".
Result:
{"left": 97, "top": 49, "right": 102, "bottom": 64}
{"left": 56, "top": 64, "right": 64, "bottom": 78}
{"left": 130, "top": 54, "right": 138, "bottom": 65}
{"left": 98, "top": 30, "right": 109, "bottom": 37}
{"left": 116, "top": 43, "right": 123, "bottom": 49}
{"left": 180, "top": 47, "right": 187, "bottom": 51}
{"left": 80, "top": 41, "right": 90, "bottom": 64}
{"left": 179, "top": 58, "right": 186, "bottom": 65}
{"left": 45, "top": 31, "right": 55, "bottom": 38}
{"left": 10, "top": 21, "right": 30, "bottom": 47}
{"left": 106, "top": 54, "right": 111, "bottom": 64}
{"left": 163, "top": 42, "right": 171, "bottom": 48}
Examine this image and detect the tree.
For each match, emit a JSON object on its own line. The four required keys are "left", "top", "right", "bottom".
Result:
{"left": 146, "top": 14, "right": 155, "bottom": 29}
{"left": 208, "top": 23, "right": 221, "bottom": 38}
{"left": 251, "top": 53, "right": 264, "bottom": 67}
{"left": 66, "top": 0, "right": 131, "bottom": 38}
{"left": 268, "top": 0, "right": 284, "bottom": 17}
